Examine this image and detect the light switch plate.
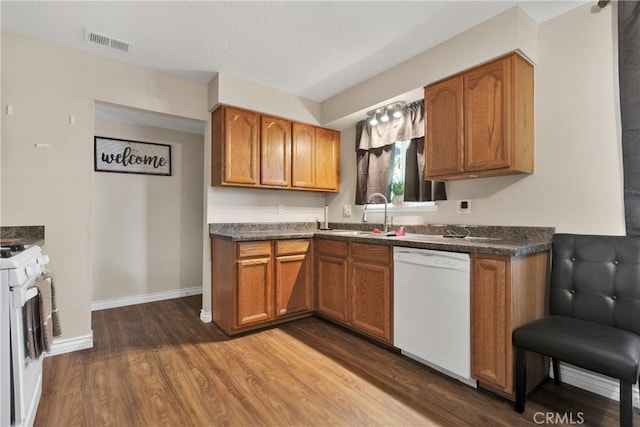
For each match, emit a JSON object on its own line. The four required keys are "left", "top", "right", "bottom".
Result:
{"left": 343, "top": 205, "right": 352, "bottom": 217}
{"left": 278, "top": 204, "right": 285, "bottom": 214}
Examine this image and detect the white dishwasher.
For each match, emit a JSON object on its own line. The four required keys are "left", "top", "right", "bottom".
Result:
{"left": 393, "top": 247, "right": 476, "bottom": 387}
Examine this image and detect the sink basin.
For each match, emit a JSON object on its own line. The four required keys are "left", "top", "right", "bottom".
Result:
{"left": 399, "top": 234, "right": 504, "bottom": 243}
{"left": 324, "top": 230, "right": 398, "bottom": 237}
{"left": 463, "top": 236, "right": 503, "bottom": 242}
{"left": 324, "top": 230, "right": 372, "bottom": 235}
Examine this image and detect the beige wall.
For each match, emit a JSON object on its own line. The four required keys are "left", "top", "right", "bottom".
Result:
{"left": 327, "top": 3, "right": 625, "bottom": 235}
{"left": 92, "top": 119, "right": 203, "bottom": 301}
{"left": 0, "top": 2, "right": 625, "bottom": 343}
{"left": 1, "top": 32, "right": 208, "bottom": 340}
{"left": 322, "top": 7, "right": 539, "bottom": 129}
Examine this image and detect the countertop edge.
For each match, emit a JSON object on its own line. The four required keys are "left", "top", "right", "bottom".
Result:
{"left": 209, "top": 230, "right": 551, "bottom": 256}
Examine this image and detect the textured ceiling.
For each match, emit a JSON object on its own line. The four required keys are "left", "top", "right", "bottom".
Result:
{"left": 1, "top": 1, "right": 586, "bottom": 103}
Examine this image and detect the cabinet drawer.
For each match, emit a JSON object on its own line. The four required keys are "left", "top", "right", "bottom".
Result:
{"left": 350, "top": 243, "right": 391, "bottom": 265}
{"left": 317, "top": 239, "right": 348, "bottom": 257}
{"left": 238, "top": 241, "right": 272, "bottom": 258}
{"left": 275, "top": 239, "right": 310, "bottom": 256}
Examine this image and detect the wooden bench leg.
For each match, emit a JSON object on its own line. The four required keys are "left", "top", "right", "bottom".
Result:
{"left": 515, "top": 346, "right": 527, "bottom": 413}
{"left": 552, "top": 358, "right": 561, "bottom": 385}
{"left": 620, "top": 380, "right": 632, "bottom": 427}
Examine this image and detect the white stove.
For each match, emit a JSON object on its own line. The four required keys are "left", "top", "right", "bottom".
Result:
{"left": 0, "top": 244, "right": 49, "bottom": 427}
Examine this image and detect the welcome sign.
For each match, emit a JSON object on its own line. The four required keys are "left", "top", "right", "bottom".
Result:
{"left": 94, "top": 137, "right": 172, "bottom": 176}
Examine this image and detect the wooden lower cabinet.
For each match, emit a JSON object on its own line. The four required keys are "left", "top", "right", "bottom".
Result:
{"left": 237, "top": 257, "right": 273, "bottom": 326}
{"left": 275, "top": 240, "right": 313, "bottom": 317}
{"left": 470, "top": 252, "right": 549, "bottom": 399}
{"left": 316, "top": 238, "right": 392, "bottom": 344}
{"left": 316, "top": 240, "right": 348, "bottom": 322}
{"left": 211, "top": 238, "right": 313, "bottom": 335}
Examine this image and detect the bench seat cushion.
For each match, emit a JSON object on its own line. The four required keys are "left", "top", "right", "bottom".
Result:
{"left": 513, "top": 315, "right": 640, "bottom": 383}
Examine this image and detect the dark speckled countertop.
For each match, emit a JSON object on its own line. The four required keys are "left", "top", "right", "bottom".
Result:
{"left": 1, "top": 225, "right": 45, "bottom": 247}
{"left": 210, "top": 222, "right": 554, "bottom": 257}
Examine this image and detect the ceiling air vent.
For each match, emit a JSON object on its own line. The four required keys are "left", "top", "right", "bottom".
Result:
{"left": 85, "top": 30, "right": 132, "bottom": 53}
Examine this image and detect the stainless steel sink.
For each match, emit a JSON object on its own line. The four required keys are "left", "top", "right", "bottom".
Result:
{"left": 398, "top": 234, "right": 504, "bottom": 243}
{"left": 324, "top": 230, "right": 372, "bottom": 235}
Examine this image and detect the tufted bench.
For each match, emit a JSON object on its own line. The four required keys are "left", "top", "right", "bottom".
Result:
{"left": 512, "top": 234, "right": 640, "bottom": 427}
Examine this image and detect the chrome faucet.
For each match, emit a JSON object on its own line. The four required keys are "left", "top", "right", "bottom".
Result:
{"left": 362, "top": 192, "right": 389, "bottom": 233}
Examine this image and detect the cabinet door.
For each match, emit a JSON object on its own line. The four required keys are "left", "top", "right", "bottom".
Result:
{"left": 275, "top": 253, "right": 313, "bottom": 317}
{"left": 261, "top": 116, "right": 291, "bottom": 187}
{"left": 349, "top": 261, "right": 391, "bottom": 343}
{"left": 464, "top": 57, "right": 510, "bottom": 172}
{"left": 236, "top": 257, "right": 273, "bottom": 327}
{"left": 291, "top": 123, "right": 315, "bottom": 188}
{"left": 471, "top": 256, "right": 510, "bottom": 391}
{"left": 224, "top": 107, "right": 259, "bottom": 185}
{"left": 425, "top": 76, "right": 464, "bottom": 178}
{"left": 314, "top": 128, "right": 340, "bottom": 191}
{"left": 316, "top": 254, "right": 348, "bottom": 322}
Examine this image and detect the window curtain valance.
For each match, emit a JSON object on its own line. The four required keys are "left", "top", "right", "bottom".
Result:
{"left": 357, "top": 100, "right": 425, "bottom": 150}
{"left": 355, "top": 99, "right": 446, "bottom": 205}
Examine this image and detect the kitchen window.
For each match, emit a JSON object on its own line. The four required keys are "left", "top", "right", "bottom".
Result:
{"left": 355, "top": 100, "right": 446, "bottom": 208}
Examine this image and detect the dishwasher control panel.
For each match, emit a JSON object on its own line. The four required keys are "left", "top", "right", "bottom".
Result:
{"left": 393, "top": 248, "right": 470, "bottom": 272}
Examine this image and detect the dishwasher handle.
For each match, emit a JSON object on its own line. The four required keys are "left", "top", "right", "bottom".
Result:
{"left": 394, "top": 249, "right": 470, "bottom": 272}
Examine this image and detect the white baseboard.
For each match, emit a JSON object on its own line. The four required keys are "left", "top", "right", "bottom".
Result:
{"left": 552, "top": 363, "right": 640, "bottom": 408}
{"left": 46, "top": 332, "right": 94, "bottom": 357}
{"left": 200, "top": 309, "right": 212, "bottom": 323}
{"left": 91, "top": 286, "right": 203, "bottom": 311}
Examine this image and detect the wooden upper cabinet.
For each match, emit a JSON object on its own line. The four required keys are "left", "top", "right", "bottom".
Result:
{"left": 212, "top": 105, "right": 339, "bottom": 192}
{"left": 425, "top": 76, "right": 464, "bottom": 177}
{"left": 425, "top": 52, "right": 534, "bottom": 181}
{"left": 291, "top": 123, "right": 315, "bottom": 188}
{"left": 314, "top": 128, "right": 340, "bottom": 191}
{"left": 464, "top": 58, "right": 510, "bottom": 172}
{"left": 221, "top": 106, "right": 260, "bottom": 186}
{"left": 261, "top": 116, "right": 291, "bottom": 187}
{"left": 292, "top": 124, "right": 340, "bottom": 192}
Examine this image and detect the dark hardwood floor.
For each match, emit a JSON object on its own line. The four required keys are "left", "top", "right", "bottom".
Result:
{"left": 35, "top": 296, "right": 634, "bottom": 426}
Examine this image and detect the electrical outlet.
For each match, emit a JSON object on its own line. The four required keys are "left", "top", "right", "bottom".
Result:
{"left": 278, "top": 204, "right": 285, "bottom": 215}
{"left": 457, "top": 200, "right": 471, "bottom": 214}
{"left": 343, "top": 205, "right": 352, "bottom": 217}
